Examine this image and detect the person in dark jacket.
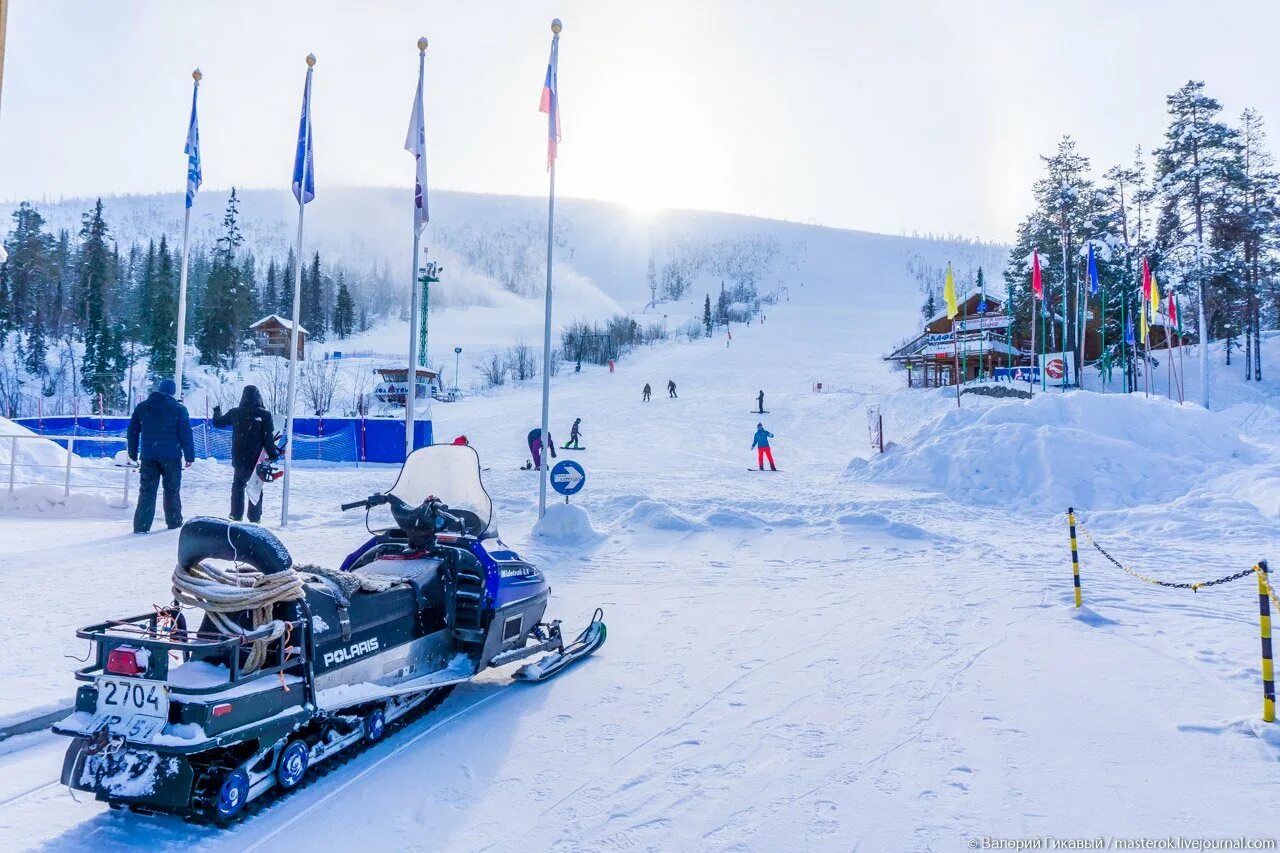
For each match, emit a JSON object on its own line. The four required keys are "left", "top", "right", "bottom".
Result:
{"left": 667, "top": 379, "right": 677, "bottom": 398}
{"left": 527, "top": 427, "right": 556, "bottom": 469}
{"left": 642, "top": 383, "right": 652, "bottom": 402}
{"left": 564, "top": 418, "right": 582, "bottom": 449}
{"left": 756, "top": 389, "right": 765, "bottom": 413}
{"left": 127, "top": 378, "right": 195, "bottom": 533}
{"left": 212, "top": 385, "right": 279, "bottom": 523}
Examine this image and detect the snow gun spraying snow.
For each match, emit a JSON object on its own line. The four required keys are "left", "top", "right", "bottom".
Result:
{"left": 53, "top": 444, "right": 606, "bottom": 822}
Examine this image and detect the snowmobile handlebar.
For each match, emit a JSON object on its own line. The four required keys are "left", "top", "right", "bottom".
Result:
{"left": 341, "top": 493, "right": 392, "bottom": 512}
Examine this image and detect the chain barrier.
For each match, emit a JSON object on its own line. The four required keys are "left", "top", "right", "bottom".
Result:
{"left": 1076, "top": 523, "right": 1255, "bottom": 591}
{"left": 1067, "top": 507, "right": 1274, "bottom": 723}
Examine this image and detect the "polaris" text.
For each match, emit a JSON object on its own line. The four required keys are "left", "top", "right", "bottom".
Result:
{"left": 323, "top": 637, "right": 381, "bottom": 667}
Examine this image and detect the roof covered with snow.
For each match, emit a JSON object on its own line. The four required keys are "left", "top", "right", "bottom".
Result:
{"left": 250, "top": 314, "right": 309, "bottom": 334}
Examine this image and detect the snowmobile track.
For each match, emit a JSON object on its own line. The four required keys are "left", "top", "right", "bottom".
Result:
{"left": 184, "top": 685, "right": 460, "bottom": 828}
{"left": 240, "top": 685, "right": 513, "bottom": 850}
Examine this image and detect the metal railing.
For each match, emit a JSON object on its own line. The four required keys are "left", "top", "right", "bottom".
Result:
{"left": 5, "top": 434, "right": 134, "bottom": 507}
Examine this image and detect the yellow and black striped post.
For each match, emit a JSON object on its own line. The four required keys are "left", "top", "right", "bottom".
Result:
{"left": 1257, "top": 560, "right": 1275, "bottom": 723}
{"left": 1067, "top": 507, "right": 1082, "bottom": 608}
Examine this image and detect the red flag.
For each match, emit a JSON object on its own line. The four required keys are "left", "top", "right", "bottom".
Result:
{"left": 1142, "top": 257, "right": 1152, "bottom": 302}
{"left": 1032, "top": 251, "right": 1043, "bottom": 300}
{"left": 1168, "top": 290, "right": 1178, "bottom": 327}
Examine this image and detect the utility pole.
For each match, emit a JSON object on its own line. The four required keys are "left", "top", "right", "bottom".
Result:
{"left": 0, "top": 0, "right": 9, "bottom": 119}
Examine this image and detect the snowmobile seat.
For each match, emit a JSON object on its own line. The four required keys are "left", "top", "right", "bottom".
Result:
{"left": 178, "top": 517, "right": 292, "bottom": 575}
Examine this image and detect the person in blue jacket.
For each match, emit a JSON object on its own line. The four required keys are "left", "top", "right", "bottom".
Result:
{"left": 127, "top": 378, "right": 195, "bottom": 533}
{"left": 751, "top": 423, "right": 776, "bottom": 471}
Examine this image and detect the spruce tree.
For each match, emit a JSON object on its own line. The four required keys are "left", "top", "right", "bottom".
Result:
{"left": 332, "top": 275, "right": 355, "bottom": 339}
{"left": 197, "top": 190, "right": 246, "bottom": 366}
{"left": 702, "top": 294, "right": 712, "bottom": 337}
{"left": 264, "top": 258, "right": 279, "bottom": 319}
{"left": 146, "top": 235, "right": 178, "bottom": 379}
{"left": 300, "top": 251, "right": 326, "bottom": 341}
{"left": 78, "top": 199, "right": 121, "bottom": 403}
{"left": 5, "top": 202, "right": 54, "bottom": 334}
{"left": 1155, "top": 81, "right": 1241, "bottom": 408}
{"left": 0, "top": 261, "right": 11, "bottom": 339}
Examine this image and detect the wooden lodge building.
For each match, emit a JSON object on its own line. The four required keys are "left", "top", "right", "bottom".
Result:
{"left": 885, "top": 290, "right": 1025, "bottom": 388}
{"left": 250, "top": 315, "right": 308, "bottom": 360}
{"left": 883, "top": 288, "right": 1170, "bottom": 389}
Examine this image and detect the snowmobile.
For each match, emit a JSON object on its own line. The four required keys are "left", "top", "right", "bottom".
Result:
{"left": 53, "top": 444, "right": 606, "bottom": 822}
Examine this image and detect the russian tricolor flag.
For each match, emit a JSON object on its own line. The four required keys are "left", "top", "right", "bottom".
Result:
{"left": 539, "top": 30, "right": 561, "bottom": 168}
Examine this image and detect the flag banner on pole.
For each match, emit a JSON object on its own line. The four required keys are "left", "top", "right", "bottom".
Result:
{"left": 1170, "top": 292, "right": 1180, "bottom": 334}
{"left": 1032, "top": 250, "right": 1043, "bottom": 300}
{"left": 1141, "top": 256, "right": 1151, "bottom": 302}
{"left": 1125, "top": 313, "right": 1135, "bottom": 346}
{"left": 405, "top": 57, "right": 429, "bottom": 234}
{"left": 539, "top": 31, "right": 561, "bottom": 168}
{"left": 1087, "top": 244, "right": 1099, "bottom": 295}
{"left": 292, "top": 69, "right": 315, "bottom": 204}
{"left": 943, "top": 262, "right": 958, "bottom": 319}
{"left": 184, "top": 80, "right": 202, "bottom": 210}
{"left": 1140, "top": 300, "right": 1148, "bottom": 344}
{"left": 1150, "top": 272, "right": 1161, "bottom": 315}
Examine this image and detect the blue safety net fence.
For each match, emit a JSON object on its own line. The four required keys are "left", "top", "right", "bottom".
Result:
{"left": 14, "top": 417, "right": 432, "bottom": 464}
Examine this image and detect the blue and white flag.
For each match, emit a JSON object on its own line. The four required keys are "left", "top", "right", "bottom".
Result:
{"left": 1087, "top": 243, "right": 1099, "bottom": 295}
{"left": 184, "top": 80, "right": 202, "bottom": 209}
{"left": 292, "top": 64, "right": 315, "bottom": 205}
{"left": 404, "top": 59, "right": 429, "bottom": 234}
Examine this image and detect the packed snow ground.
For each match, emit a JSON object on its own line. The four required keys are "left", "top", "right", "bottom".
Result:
{"left": 3, "top": 280, "right": 1280, "bottom": 850}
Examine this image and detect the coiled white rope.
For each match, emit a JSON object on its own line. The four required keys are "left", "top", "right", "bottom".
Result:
{"left": 171, "top": 560, "right": 306, "bottom": 672}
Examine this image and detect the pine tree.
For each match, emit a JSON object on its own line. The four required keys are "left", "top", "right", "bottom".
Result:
{"left": 264, "top": 258, "right": 279, "bottom": 319}
{"left": 1155, "top": 81, "right": 1241, "bottom": 408}
{"left": 78, "top": 199, "right": 122, "bottom": 404}
{"left": 24, "top": 308, "right": 48, "bottom": 377}
{"left": 300, "top": 251, "right": 326, "bottom": 342}
{"left": 332, "top": 275, "right": 355, "bottom": 339}
{"left": 146, "top": 235, "right": 178, "bottom": 379}
{"left": 716, "top": 282, "right": 729, "bottom": 323}
{"left": 197, "top": 190, "right": 247, "bottom": 367}
{"left": 280, "top": 249, "right": 296, "bottom": 317}
{"left": 0, "top": 261, "right": 11, "bottom": 339}
{"left": 702, "top": 294, "right": 712, "bottom": 337}
{"left": 4, "top": 202, "right": 54, "bottom": 335}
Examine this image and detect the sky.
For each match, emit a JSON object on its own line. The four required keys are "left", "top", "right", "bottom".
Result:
{"left": 2, "top": 0, "right": 1279, "bottom": 243}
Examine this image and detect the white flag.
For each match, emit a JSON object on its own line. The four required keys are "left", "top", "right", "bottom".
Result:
{"left": 405, "top": 67, "right": 428, "bottom": 234}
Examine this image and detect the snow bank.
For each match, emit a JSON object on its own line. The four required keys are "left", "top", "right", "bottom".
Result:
{"left": 533, "top": 502, "right": 603, "bottom": 544}
{"left": 0, "top": 416, "right": 69, "bottom": 468}
{"left": 0, "top": 484, "right": 127, "bottom": 516}
{"left": 617, "top": 499, "right": 709, "bottom": 532}
{"left": 850, "top": 392, "right": 1259, "bottom": 512}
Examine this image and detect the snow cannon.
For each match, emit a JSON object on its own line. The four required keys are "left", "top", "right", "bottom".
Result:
{"left": 53, "top": 444, "right": 605, "bottom": 822}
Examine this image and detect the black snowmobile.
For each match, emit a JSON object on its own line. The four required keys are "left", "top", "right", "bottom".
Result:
{"left": 53, "top": 444, "right": 605, "bottom": 822}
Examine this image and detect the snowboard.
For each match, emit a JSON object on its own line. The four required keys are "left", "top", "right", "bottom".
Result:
{"left": 561, "top": 446, "right": 587, "bottom": 451}
{"left": 750, "top": 410, "right": 770, "bottom": 414}
{"left": 748, "top": 468, "right": 780, "bottom": 472}
{"left": 246, "top": 434, "right": 287, "bottom": 505}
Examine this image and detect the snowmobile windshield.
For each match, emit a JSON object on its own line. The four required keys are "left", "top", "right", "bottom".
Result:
{"left": 376, "top": 444, "right": 493, "bottom": 537}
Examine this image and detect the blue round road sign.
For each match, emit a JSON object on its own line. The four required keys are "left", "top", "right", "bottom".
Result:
{"left": 550, "top": 460, "right": 586, "bottom": 496}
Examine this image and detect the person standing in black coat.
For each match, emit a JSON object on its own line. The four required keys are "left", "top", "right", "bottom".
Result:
{"left": 212, "top": 385, "right": 279, "bottom": 523}
{"left": 127, "top": 378, "right": 195, "bottom": 533}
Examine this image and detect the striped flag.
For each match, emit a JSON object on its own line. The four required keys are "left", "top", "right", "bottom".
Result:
{"left": 292, "top": 61, "right": 316, "bottom": 205}
{"left": 184, "top": 77, "right": 202, "bottom": 209}
{"left": 539, "top": 29, "right": 561, "bottom": 168}
{"left": 1032, "top": 250, "right": 1043, "bottom": 300}
{"left": 405, "top": 53, "right": 429, "bottom": 233}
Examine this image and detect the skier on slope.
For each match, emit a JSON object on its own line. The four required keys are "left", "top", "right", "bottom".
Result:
{"left": 756, "top": 389, "right": 765, "bottom": 413}
{"left": 751, "top": 422, "right": 777, "bottom": 471}
{"left": 668, "top": 379, "right": 677, "bottom": 398}
{"left": 527, "top": 427, "right": 557, "bottom": 469}
{"left": 642, "top": 383, "right": 652, "bottom": 402}
{"left": 564, "top": 418, "right": 583, "bottom": 449}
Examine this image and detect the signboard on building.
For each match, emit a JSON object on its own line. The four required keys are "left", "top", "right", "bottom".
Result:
{"left": 956, "top": 315, "right": 1011, "bottom": 332}
{"left": 1039, "top": 351, "right": 1074, "bottom": 385}
{"left": 926, "top": 332, "right": 955, "bottom": 346}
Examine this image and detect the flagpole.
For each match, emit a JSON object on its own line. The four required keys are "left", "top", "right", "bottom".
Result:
{"left": 174, "top": 68, "right": 201, "bottom": 396}
{"left": 537, "top": 19, "right": 561, "bottom": 519}
{"left": 281, "top": 53, "right": 315, "bottom": 528}
{"left": 405, "top": 38, "right": 427, "bottom": 460}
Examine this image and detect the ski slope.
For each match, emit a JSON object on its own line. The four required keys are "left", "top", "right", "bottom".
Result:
{"left": 3, "top": 268, "right": 1280, "bottom": 851}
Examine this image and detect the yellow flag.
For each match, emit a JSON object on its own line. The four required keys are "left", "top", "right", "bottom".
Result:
{"left": 1150, "top": 272, "right": 1161, "bottom": 315}
{"left": 1139, "top": 299, "right": 1147, "bottom": 344}
{"left": 944, "top": 263, "right": 958, "bottom": 320}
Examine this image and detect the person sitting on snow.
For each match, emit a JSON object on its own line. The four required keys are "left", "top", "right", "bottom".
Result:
{"left": 751, "top": 422, "right": 776, "bottom": 471}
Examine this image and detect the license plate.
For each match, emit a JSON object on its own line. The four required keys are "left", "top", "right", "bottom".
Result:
{"left": 96, "top": 677, "right": 169, "bottom": 725}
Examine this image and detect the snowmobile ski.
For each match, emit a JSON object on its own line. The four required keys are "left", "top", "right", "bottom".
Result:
{"left": 513, "top": 609, "right": 607, "bottom": 682}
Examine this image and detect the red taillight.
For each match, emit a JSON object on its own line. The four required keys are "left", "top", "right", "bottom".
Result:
{"left": 212, "top": 703, "right": 233, "bottom": 717}
{"left": 106, "top": 646, "right": 146, "bottom": 676}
